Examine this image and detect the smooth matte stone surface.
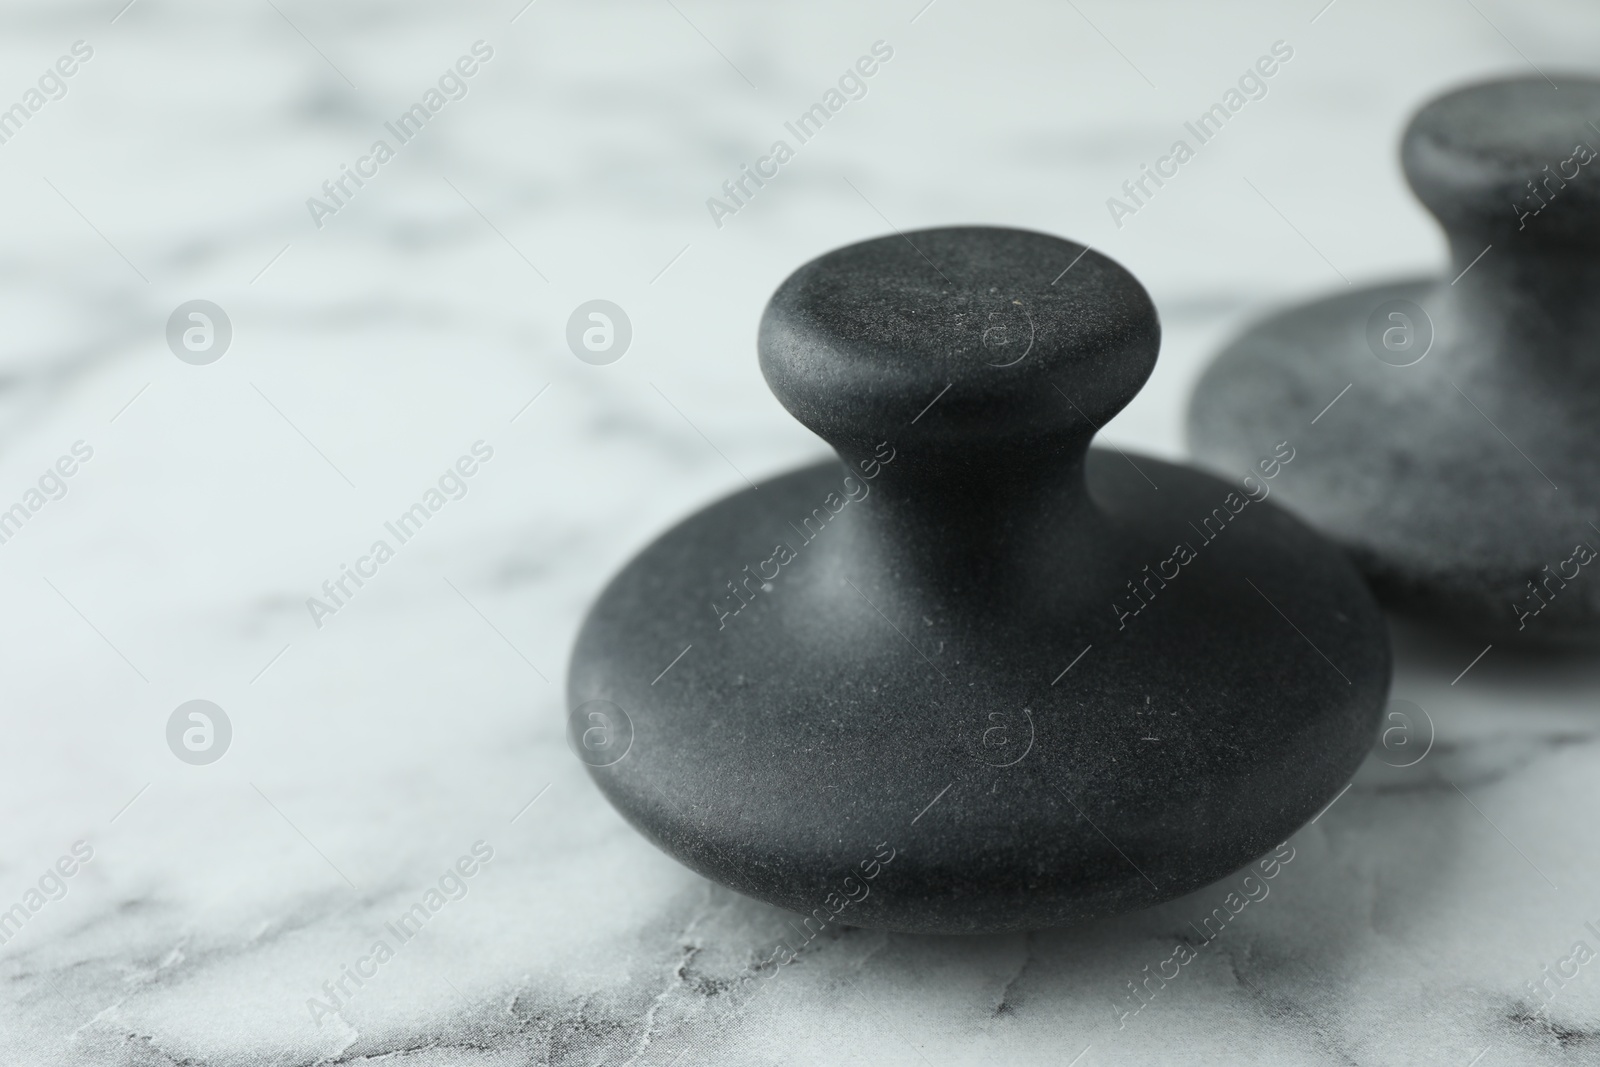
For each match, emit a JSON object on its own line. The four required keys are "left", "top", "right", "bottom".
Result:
{"left": 1188, "top": 76, "right": 1600, "bottom": 645}
{"left": 569, "top": 227, "right": 1391, "bottom": 934}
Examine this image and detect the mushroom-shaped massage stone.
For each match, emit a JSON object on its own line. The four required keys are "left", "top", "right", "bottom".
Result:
{"left": 1189, "top": 76, "right": 1600, "bottom": 644}
{"left": 569, "top": 226, "right": 1390, "bottom": 933}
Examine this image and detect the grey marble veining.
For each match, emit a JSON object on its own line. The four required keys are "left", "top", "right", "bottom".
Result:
{"left": 3, "top": 0, "right": 1600, "bottom": 1063}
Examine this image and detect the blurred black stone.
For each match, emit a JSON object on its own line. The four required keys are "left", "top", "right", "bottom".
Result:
{"left": 1188, "top": 76, "right": 1600, "bottom": 644}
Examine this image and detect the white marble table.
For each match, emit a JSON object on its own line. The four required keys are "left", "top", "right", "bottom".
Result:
{"left": 3, "top": 0, "right": 1599, "bottom": 1063}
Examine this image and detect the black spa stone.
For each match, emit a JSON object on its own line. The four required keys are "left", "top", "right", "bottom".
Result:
{"left": 1188, "top": 75, "right": 1600, "bottom": 644}
{"left": 568, "top": 226, "right": 1390, "bottom": 934}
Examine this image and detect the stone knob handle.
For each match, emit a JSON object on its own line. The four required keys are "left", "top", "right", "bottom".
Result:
{"left": 756, "top": 227, "right": 1160, "bottom": 488}
{"left": 1401, "top": 75, "right": 1600, "bottom": 246}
